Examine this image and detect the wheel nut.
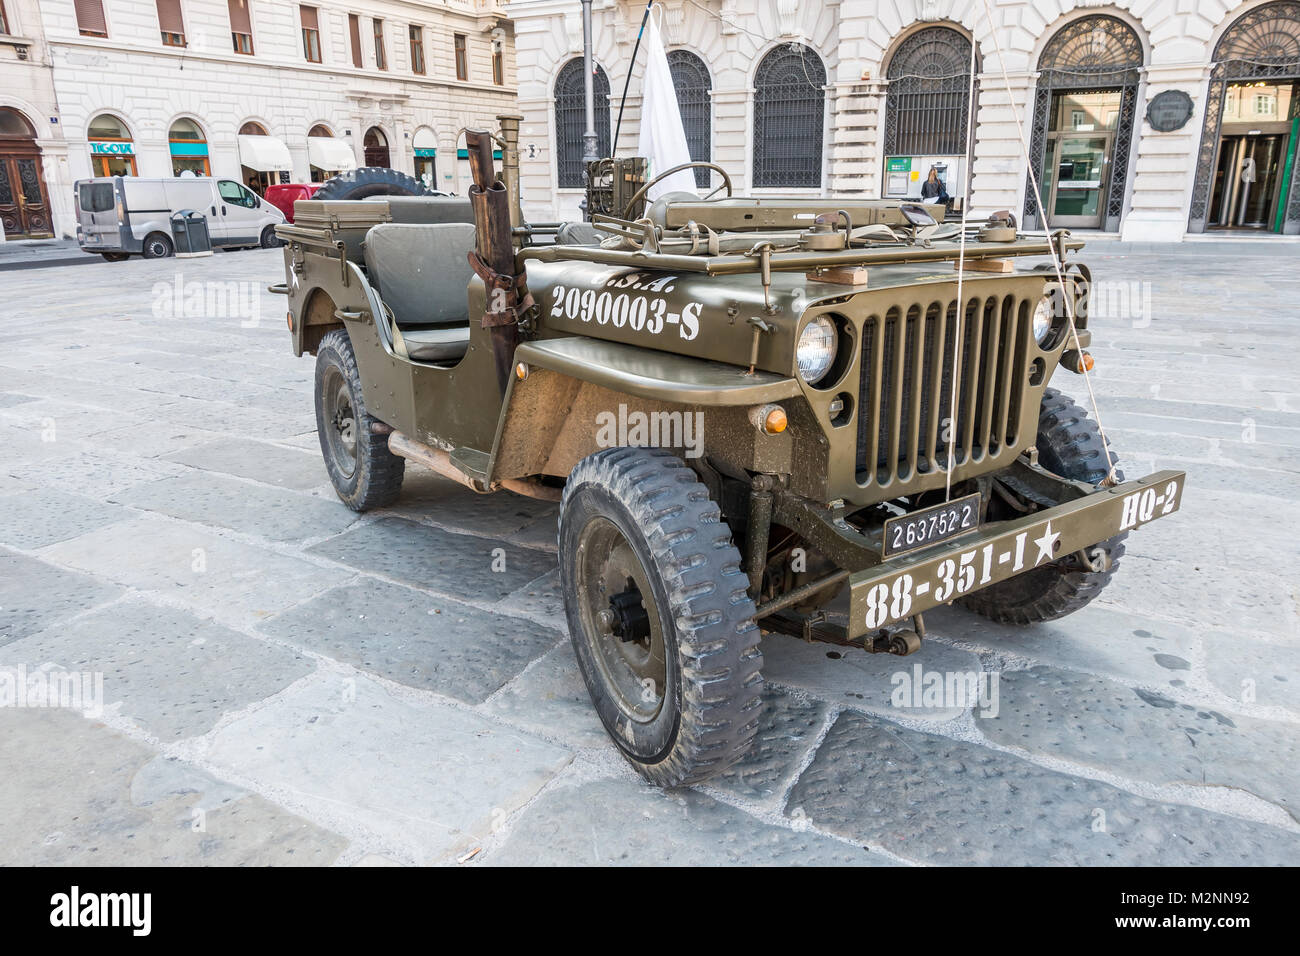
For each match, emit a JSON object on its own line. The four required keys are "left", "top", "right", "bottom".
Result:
{"left": 596, "top": 609, "right": 616, "bottom": 633}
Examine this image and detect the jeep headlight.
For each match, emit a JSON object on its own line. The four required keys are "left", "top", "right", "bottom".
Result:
{"left": 1032, "top": 296, "right": 1054, "bottom": 346}
{"left": 797, "top": 316, "right": 837, "bottom": 384}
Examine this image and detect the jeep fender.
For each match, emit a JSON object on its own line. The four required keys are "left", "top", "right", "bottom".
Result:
{"left": 488, "top": 336, "right": 801, "bottom": 483}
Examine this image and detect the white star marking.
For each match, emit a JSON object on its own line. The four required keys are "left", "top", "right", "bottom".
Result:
{"left": 1033, "top": 521, "right": 1061, "bottom": 566}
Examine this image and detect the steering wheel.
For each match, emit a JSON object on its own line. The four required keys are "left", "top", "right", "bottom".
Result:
{"left": 621, "top": 162, "right": 733, "bottom": 219}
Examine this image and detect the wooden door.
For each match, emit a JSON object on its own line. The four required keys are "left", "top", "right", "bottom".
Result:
{"left": 0, "top": 152, "right": 54, "bottom": 238}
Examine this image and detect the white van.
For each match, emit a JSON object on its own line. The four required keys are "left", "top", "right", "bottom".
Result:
{"left": 74, "top": 176, "right": 286, "bottom": 260}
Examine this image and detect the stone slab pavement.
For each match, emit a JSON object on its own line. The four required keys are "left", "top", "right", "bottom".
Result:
{"left": 1, "top": 246, "right": 1298, "bottom": 865}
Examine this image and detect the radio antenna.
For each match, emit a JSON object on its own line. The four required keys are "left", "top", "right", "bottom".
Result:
{"left": 612, "top": 1, "right": 656, "bottom": 155}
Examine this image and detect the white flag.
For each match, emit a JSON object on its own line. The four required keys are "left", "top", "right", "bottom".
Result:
{"left": 636, "top": 15, "right": 697, "bottom": 201}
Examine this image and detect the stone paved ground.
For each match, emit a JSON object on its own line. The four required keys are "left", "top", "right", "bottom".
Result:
{"left": 1, "top": 245, "right": 1297, "bottom": 866}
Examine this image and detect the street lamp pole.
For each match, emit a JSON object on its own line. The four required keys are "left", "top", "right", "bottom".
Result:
{"left": 580, "top": 0, "right": 598, "bottom": 169}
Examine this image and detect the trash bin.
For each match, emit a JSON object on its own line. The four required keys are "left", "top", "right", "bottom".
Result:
{"left": 171, "top": 209, "right": 213, "bottom": 258}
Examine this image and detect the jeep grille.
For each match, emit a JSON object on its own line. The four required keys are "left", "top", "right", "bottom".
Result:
{"left": 855, "top": 294, "right": 1031, "bottom": 489}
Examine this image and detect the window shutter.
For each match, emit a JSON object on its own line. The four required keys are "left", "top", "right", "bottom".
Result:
{"left": 299, "top": 5, "right": 318, "bottom": 31}
{"left": 75, "top": 0, "right": 108, "bottom": 35}
{"left": 227, "top": 0, "right": 252, "bottom": 34}
{"left": 349, "top": 14, "right": 362, "bottom": 68}
{"left": 156, "top": 0, "right": 184, "bottom": 35}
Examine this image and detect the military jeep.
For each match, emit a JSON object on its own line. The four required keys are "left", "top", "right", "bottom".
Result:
{"left": 275, "top": 125, "right": 1184, "bottom": 787}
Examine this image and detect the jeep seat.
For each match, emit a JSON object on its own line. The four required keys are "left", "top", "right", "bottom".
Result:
{"left": 363, "top": 221, "right": 477, "bottom": 362}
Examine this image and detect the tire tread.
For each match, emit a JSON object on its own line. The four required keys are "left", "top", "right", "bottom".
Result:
{"left": 561, "top": 448, "right": 763, "bottom": 787}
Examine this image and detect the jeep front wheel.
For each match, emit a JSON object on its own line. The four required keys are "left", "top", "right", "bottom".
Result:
{"left": 314, "top": 329, "right": 404, "bottom": 511}
{"left": 961, "top": 388, "right": 1126, "bottom": 624}
{"left": 559, "top": 448, "right": 764, "bottom": 787}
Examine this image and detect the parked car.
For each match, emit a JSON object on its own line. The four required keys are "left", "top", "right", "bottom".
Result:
{"left": 74, "top": 175, "right": 286, "bottom": 260}
{"left": 265, "top": 182, "right": 322, "bottom": 224}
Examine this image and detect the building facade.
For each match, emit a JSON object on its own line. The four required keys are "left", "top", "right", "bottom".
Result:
{"left": 0, "top": 0, "right": 517, "bottom": 239}
{"left": 507, "top": 0, "right": 1300, "bottom": 242}
{"left": 0, "top": 0, "right": 69, "bottom": 239}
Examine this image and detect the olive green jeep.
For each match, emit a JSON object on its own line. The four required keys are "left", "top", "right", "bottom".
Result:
{"left": 274, "top": 124, "right": 1184, "bottom": 787}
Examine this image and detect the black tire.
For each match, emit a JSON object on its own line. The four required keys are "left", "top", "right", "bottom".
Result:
{"left": 314, "top": 329, "right": 404, "bottom": 511}
{"left": 260, "top": 224, "right": 284, "bottom": 249}
{"left": 141, "top": 233, "right": 173, "bottom": 259}
{"left": 100, "top": 252, "right": 129, "bottom": 262}
{"left": 961, "top": 387, "right": 1126, "bottom": 624}
{"left": 559, "top": 448, "right": 763, "bottom": 787}
{"left": 311, "top": 167, "right": 432, "bottom": 202}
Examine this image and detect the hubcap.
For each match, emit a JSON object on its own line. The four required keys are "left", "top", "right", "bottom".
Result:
{"left": 576, "top": 517, "right": 667, "bottom": 723}
{"left": 322, "top": 366, "right": 358, "bottom": 479}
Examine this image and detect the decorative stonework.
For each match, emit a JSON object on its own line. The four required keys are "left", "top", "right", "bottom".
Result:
{"left": 662, "top": 2, "right": 686, "bottom": 47}
{"left": 507, "top": 0, "right": 1300, "bottom": 240}
{"left": 776, "top": 0, "right": 801, "bottom": 38}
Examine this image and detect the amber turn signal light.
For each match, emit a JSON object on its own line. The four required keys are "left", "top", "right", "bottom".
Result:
{"left": 750, "top": 404, "right": 787, "bottom": 435}
{"left": 1063, "top": 349, "right": 1094, "bottom": 374}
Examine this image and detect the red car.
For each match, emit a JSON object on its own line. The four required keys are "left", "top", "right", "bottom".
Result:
{"left": 264, "top": 182, "right": 322, "bottom": 223}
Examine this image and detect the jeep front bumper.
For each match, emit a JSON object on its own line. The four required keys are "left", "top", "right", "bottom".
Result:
{"left": 847, "top": 470, "right": 1185, "bottom": 635}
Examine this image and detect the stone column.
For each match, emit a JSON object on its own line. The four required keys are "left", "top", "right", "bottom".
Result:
{"left": 1121, "top": 63, "right": 1210, "bottom": 243}
{"left": 828, "top": 81, "right": 884, "bottom": 197}
{"left": 969, "top": 68, "right": 1037, "bottom": 221}
{"left": 710, "top": 87, "right": 750, "bottom": 195}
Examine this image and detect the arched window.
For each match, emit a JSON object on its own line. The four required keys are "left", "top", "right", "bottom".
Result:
{"left": 168, "top": 118, "right": 209, "bottom": 176}
{"left": 667, "top": 50, "right": 712, "bottom": 189}
{"left": 412, "top": 126, "right": 437, "bottom": 189}
{"left": 0, "top": 108, "right": 36, "bottom": 138}
{"left": 87, "top": 113, "right": 137, "bottom": 176}
{"left": 1024, "top": 15, "right": 1144, "bottom": 231}
{"left": 884, "top": 27, "right": 976, "bottom": 157}
{"left": 363, "top": 127, "right": 390, "bottom": 167}
{"left": 89, "top": 113, "right": 132, "bottom": 141}
{"left": 554, "top": 58, "right": 610, "bottom": 187}
{"left": 1189, "top": 1, "right": 1300, "bottom": 233}
{"left": 239, "top": 120, "right": 268, "bottom": 136}
{"left": 308, "top": 124, "right": 355, "bottom": 182}
{"left": 752, "top": 44, "right": 825, "bottom": 188}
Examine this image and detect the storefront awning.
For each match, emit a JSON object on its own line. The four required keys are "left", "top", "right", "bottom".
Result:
{"left": 308, "top": 137, "right": 357, "bottom": 172}
{"left": 237, "top": 134, "right": 292, "bottom": 172}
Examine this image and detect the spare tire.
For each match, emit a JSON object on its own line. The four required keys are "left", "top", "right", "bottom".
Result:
{"left": 312, "top": 167, "right": 433, "bottom": 201}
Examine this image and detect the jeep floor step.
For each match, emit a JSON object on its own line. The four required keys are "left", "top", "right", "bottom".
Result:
{"left": 448, "top": 446, "right": 491, "bottom": 483}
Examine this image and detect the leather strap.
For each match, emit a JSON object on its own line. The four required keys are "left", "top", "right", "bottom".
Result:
{"left": 467, "top": 250, "right": 534, "bottom": 328}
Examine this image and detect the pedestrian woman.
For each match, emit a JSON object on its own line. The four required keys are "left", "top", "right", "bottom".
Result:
{"left": 920, "top": 167, "right": 949, "bottom": 204}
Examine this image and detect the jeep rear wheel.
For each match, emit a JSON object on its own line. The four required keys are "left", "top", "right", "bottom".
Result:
{"left": 559, "top": 448, "right": 764, "bottom": 787}
{"left": 314, "top": 329, "right": 404, "bottom": 511}
{"left": 961, "top": 388, "right": 1126, "bottom": 624}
